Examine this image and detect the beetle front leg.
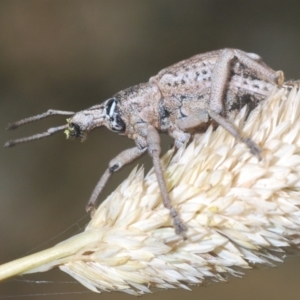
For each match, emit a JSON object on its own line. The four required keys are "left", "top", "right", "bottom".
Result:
{"left": 86, "top": 146, "right": 147, "bottom": 213}
{"left": 147, "top": 125, "right": 187, "bottom": 236}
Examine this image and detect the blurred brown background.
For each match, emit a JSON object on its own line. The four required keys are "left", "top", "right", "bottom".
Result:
{"left": 1, "top": 1, "right": 300, "bottom": 299}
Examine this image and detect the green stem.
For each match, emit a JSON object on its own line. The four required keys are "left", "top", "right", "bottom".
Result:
{"left": 0, "top": 230, "right": 101, "bottom": 281}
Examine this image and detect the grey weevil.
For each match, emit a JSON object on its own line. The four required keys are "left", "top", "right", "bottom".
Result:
{"left": 4, "top": 49, "right": 284, "bottom": 236}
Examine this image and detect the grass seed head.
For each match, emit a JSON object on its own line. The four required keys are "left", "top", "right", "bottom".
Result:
{"left": 2, "top": 84, "right": 300, "bottom": 295}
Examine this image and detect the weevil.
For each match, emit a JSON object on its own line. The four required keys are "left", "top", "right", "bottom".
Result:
{"left": 4, "top": 49, "right": 284, "bottom": 236}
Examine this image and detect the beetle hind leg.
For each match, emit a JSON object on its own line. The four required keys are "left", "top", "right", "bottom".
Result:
{"left": 209, "top": 110, "right": 262, "bottom": 160}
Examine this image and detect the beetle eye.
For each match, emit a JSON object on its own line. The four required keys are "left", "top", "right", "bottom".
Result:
{"left": 106, "top": 98, "right": 117, "bottom": 117}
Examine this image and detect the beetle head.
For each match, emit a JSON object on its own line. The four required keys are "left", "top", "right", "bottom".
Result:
{"left": 64, "top": 97, "right": 126, "bottom": 141}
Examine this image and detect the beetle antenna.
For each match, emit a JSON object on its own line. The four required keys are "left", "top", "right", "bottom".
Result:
{"left": 4, "top": 125, "right": 68, "bottom": 147}
{"left": 4, "top": 109, "right": 75, "bottom": 147}
{"left": 6, "top": 109, "right": 75, "bottom": 130}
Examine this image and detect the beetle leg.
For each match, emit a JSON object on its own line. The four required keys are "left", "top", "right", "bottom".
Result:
{"left": 176, "top": 109, "right": 209, "bottom": 131}
{"left": 208, "top": 48, "right": 281, "bottom": 159}
{"left": 234, "top": 49, "right": 284, "bottom": 85}
{"left": 86, "top": 146, "right": 146, "bottom": 213}
{"left": 210, "top": 49, "right": 283, "bottom": 114}
{"left": 209, "top": 110, "right": 261, "bottom": 159}
{"left": 147, "top": 125, "right": 187, "bottom": 237}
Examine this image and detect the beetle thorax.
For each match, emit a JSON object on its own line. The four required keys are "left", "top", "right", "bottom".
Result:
{"left": 113, "top": 83, "right": 162, "bottom": 132}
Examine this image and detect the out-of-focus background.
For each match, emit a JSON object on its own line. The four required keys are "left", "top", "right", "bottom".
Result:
{"left": 1, "top": 1, "right": 300, "bottom": 299}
